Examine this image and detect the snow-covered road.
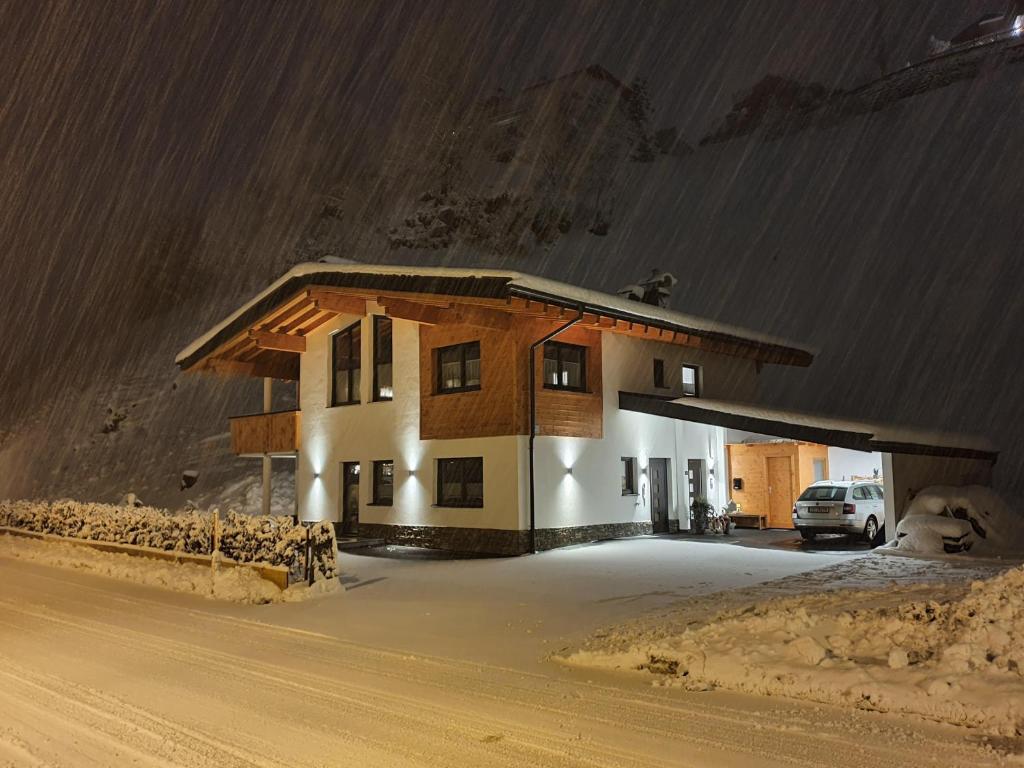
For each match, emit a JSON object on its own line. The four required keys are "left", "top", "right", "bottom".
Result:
{"left": 0, "top": 544, "right": 1013, "bottom": 767}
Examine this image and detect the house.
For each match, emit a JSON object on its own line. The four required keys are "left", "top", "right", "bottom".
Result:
{"left": 949, "top": 5, "right": 1024, "bottom": 47}
{"left": 176, "top": 263, "right": 998, "bottom": 555}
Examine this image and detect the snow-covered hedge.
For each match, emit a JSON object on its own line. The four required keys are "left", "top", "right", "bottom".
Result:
{"left": 0, "top": 499, "right": 337, "bottom": 584}
{"left": 218, "top": 510, "right": 337, "bottom": 582}
{"left": 0, "top": 499, "right": 212, "bottom": 552}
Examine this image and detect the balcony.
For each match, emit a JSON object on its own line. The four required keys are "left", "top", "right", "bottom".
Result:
{"left": 229, "top": 410, "right": 301, "bottom": 456}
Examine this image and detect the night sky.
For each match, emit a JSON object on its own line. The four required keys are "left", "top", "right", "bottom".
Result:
{"left": 2, "top": 1, "right": 1023, "bottom": 498}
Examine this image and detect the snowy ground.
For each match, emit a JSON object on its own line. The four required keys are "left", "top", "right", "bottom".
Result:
{"left": 1, "top": 535, "right": 1020, "bottom": 766}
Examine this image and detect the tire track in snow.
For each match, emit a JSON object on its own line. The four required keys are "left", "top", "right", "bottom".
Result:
{"left": 0, "top": 587, "right": 999, "bottom": 768}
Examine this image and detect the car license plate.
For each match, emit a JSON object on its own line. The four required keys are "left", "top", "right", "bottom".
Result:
{"left": 810, "top": 505, "right": 832, "bottom": 514}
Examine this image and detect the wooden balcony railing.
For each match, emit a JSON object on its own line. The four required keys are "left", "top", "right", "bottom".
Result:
{"left": 229, "top": 410, "right": 301, "bottom": 456}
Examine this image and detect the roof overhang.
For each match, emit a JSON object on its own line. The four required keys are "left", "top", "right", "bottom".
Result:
{"left": 175, "top": 264, "right": 815, "bottom": 375}
{"left": 618, "top": 392, "right": 999, "bottom": 463}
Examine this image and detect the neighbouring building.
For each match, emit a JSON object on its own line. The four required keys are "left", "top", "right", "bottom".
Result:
{"left": 176, "top": 263, "right": 998, "bottom": 555}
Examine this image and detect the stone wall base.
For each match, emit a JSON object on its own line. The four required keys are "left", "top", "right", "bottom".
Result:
{"left": 354, "top": 520, "right": 666, "bottom": 556}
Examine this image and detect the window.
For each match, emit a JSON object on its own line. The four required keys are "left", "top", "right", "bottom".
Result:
{"left": 373, "top": 316, "right": 393, "bottom": 401}
{"left": 372, "top": 460, "right": 394, "bottom": 505}
{"left": 681, "top": 364, "right": 700, "bottom": 397}
{"left": 543, "top": 341, "right": 586, "bottom": 391}
{"left": 331, "top": 321, "right": 361, "bottom": 406}
{"left": 812, "top": 458, "right": 826, "bottom": 483}
{"left": 621, "top": 457, "right": 637, "bottom": 495}
{"left": 436, "top": 341, "right": 481, "bottom": 393}
{"left": 436, "top": 457, "right": 483, "bottom": 507}
{"left": 869, "top": 485, "right": 885, "bottom": 500}
{"left": 653, "top": 359, "right": 666, "bottom": 389}
{"left": 852, "top": 486, "right": 869, "bottom": 501}
{"left": 798, "top": 485, "right": 847, "bottom": 501}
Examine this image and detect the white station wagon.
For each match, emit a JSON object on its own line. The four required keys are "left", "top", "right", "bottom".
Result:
{"left": 792, "top": 480, "right": 885, "bottom": 544}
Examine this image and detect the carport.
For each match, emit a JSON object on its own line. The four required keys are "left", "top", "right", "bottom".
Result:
{"left": 619, "top": 392, "right": 998, "bottom": 537}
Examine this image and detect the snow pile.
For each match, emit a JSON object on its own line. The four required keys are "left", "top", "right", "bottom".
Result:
{"left": 0, "top": 499, "right": 338, "bottom": 584}
{"left": 0, "top": 534, "right": 284, "bottom": 603}
{"left": 894, "top": 485, "right": 1023, "bottom": 555}
{"left": 564, "top": 565, "right": 1024, "bottom": 734}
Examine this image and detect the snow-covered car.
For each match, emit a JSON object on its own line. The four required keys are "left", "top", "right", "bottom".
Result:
{"left": 894, "top": 514, "right": 974, "bottom": 554}
{"left": 791, "top": 480, "right": 884, "bottom": 544}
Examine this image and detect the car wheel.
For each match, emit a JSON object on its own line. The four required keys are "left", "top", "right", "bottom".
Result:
{"left": 800, "top": 529, "right": 816, "bottom": 541}
{"left": 863, "top": 516, "right": 879, "bottom": 545}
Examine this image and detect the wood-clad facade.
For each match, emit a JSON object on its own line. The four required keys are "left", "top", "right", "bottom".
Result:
{"left": 726, "top": 442, "right": 830, "bottom": 529}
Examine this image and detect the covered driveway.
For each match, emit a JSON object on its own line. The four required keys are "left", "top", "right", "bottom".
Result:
{"left": 619, "top": 392, "right": 998, "bottom": 537}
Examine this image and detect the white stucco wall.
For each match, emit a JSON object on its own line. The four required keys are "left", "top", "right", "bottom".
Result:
{"left": 531, "top": 333, "right": 736, "bottom": 531}
{"left": 297, "top": 314, "right": 757, "bottom": 535}
{"left": 296, "top": 307, "right": 522, "bottom": 530}
{"left": 827, "top": 447, "right": 883, "bottom": 481}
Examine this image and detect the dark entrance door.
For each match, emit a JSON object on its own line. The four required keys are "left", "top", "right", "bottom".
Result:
{"left": 687, "top": 458, "right": 707, "bottom": 505}
{"left": 649, "top": 458, "right": 670, "bottom": 534}
{"left": 341, "top": 461, "right": 360, "bottom": 536}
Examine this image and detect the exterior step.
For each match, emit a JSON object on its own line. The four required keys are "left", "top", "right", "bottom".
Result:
{"left": 336, "top": 537, "right": 385, "bottom": 551}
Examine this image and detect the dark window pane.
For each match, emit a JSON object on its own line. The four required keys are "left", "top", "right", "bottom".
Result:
{"left": 375, "top": 317, "right": 393, "bottom": 363}
{"left": 621, "top": 457, "right": 637, "bottom": 494}
{"left": 436, "top": 342, "right": 481, "bottom": 393}
{"left": 374, "top": 316, "right": 394, "bottom": 401}
{"left": 437, "top": 457, "right": 483, "bottom": 507}
{"left": 376, "top": 362, "right": 393, "bottom": 400}
{"left": 543, "top": 357, "right": 559, "bottom": 386}
{"left": 332, "top": 321, "right": 362, "bottom": 405}
{"left": 542, "top": 342, "right": 586, "bottom": 391}
{"left": 653, "top": 359, "right": 665, "bottom": 388}
{"left": 561, "top": 346, "right": 583, "bottom": 389}
{"left": 465, "top": 342, "right": 481, "bottom": 387}
{"left": 798, "top": 485, "right": 847, "bottom": 501}
{"left": 373, "top": 460, "right": 394, "bottom": 504}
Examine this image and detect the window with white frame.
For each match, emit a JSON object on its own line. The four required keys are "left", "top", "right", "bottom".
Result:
{"left": 681, "top": 364, "right": 700, "bottom": 397}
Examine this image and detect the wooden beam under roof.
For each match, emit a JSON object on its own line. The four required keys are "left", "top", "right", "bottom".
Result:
{"left": 204, "top": 356, "right": 299, "bottom": 381}
{"left": 307, "top": 289, "right": 367, "bottom": 316}
{"left": 249, "top": 329, "right": 306, "bottom": 354}
{"left": 450, "top": 303, "right": 512, "bottom": 331}
{"left": 378, "top": 296, "right": 450, "bottom": 325}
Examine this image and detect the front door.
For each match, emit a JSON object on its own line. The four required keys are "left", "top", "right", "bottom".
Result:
{"left": 649, "top": 458, "right": 670, "bottom": 534}
{"left": 341, "top": 461, "right": 360, "bottom": 536}
{"left": 766, "top": 456, "right": 794, "bottom": 529}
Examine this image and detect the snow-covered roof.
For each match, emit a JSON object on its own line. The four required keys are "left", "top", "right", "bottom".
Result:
{"left": 618, "top": 393, "right": 998, "bottom": 460}
{"left": 175, "top": 263, "right": 816, "bottom": 369}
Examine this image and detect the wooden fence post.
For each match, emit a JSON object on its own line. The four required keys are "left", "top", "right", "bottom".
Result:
{"left": 211, "top": 509, "right": 221, "bottom": 580}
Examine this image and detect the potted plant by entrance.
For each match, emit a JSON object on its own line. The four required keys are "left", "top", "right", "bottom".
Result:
{"left": 690, "top": 496, "right": 713, "bottom": 535}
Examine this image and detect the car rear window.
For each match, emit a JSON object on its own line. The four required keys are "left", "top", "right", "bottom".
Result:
{"left": 798, "top": 485, "right": 847, "bottom": 501}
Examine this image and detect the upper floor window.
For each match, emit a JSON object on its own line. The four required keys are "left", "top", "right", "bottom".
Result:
{"left": 543, "top": 341, "right": 586, "bottom": 391}
{"left": 653, "top": 358, "right": 666, "bottom": 389}
{"left": 373, "top": 316, "right": 393, "bottom": 401}
{"left": 681, "top": 364, "right": 700, "bottom": 397}
{"left": 437, "top": 457, "right": 483, "bottom": 507}
{"left": 436, "top": 341, "right": 481, "bottom": 393}
{"left": 332, "top": 321, "right": 361, "bottom": 406}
